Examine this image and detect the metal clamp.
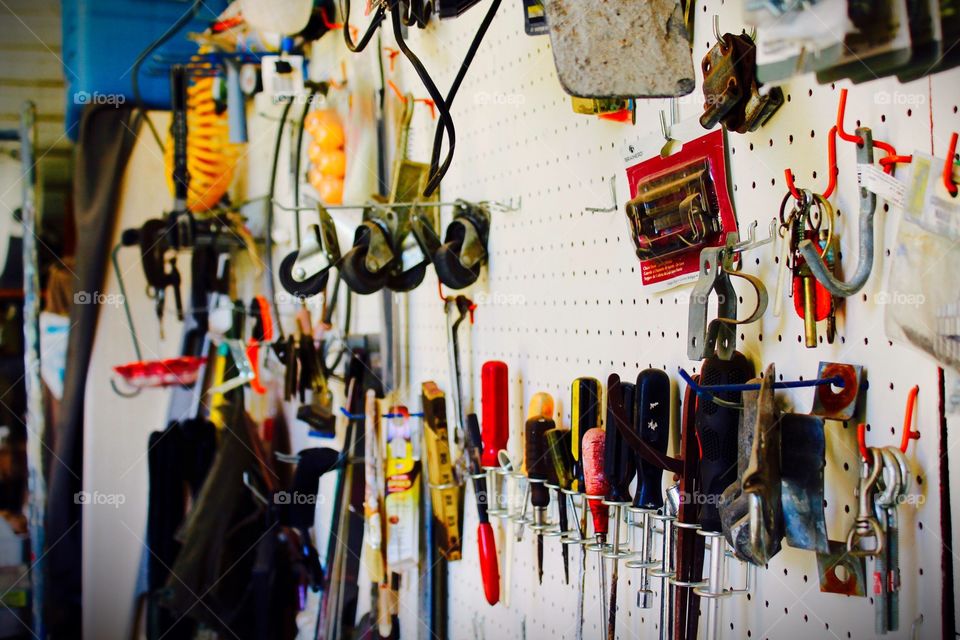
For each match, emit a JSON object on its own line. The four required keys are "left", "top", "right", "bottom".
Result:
{"left": 847, "top": 448, "right": 885, "bottom": 557}
{"left": 687, "top": 221, "right": 775, "bottom": 360}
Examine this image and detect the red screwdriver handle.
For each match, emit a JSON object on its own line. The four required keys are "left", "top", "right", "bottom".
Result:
{"left": 477, "top": 522, "right": 500, "bottom": 605}
{"left": 582, "top": 427, "right": 610, "bottom": 537}
{"left": 481, "top": 361, "right": 509, "bottom": 468}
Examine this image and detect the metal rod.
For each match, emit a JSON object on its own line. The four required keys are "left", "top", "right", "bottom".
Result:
{"left": 271, "top": 197, "right": 520, "bottom": 213}
{"left": 679, "top": 368, "right": 844, "bottom": 395}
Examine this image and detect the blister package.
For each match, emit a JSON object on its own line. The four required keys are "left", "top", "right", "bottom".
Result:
{"left": 622, "top": 127, "right": 738, "bottom": 290}
{"left": 885, "top": 152, "right": 960, "bottom": 373}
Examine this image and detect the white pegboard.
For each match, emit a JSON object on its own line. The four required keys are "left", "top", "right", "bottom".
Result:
{"left": 332, "top": 1, "right": 960, "bottom": 639}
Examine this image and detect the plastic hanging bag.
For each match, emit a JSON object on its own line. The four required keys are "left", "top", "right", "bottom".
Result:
{"left": 884, "top": 152, "right": 960, "bottom": 374}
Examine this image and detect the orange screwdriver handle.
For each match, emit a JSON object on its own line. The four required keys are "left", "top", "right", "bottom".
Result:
{"left": 481, "top": 361, "right": 509, "bottom": 467}
{"left": 582, "top": 427, "right": 610, "bottom": 537}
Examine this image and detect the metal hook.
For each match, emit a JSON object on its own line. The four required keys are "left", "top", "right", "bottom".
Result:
{"left": 798, "top": 128, "right": 877, "bottom": 297}
{"left": 712, "top": 15, "right": 722, "bottom": 42}
{"left": 110, "top": 242, "right": 144, "bottom": 398}
{"left": 275, "top": 451, "right": 302, "bottom": 464}
{"left": 584, "top": 175, "right": 618, "bottom": 213}
{"left": 243, "top": 471, "right": 270, "bottom": 506}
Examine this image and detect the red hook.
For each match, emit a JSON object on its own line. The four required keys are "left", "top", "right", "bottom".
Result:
{"left": 835, "top": 88, "right": 906, "bottom": 175}
{"left": 784, "top": 125, "right": 839, "bottom": 200}
{"left": 944, "top": 132, "right": 958, "bottom": 196}
{"left": 900, "top": 385, "right": 921, "bottom": 453}
{"left": 383, "top": 47, "right": 401, "bottom": 72}
{"left": 857, "top": 385, "right": 921, "bottom": 463}
{"left": 857, "top": 423, "right": 869, "bottom": 462}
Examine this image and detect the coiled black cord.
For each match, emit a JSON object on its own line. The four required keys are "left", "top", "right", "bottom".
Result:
{"left": 340, "top": 0, "right": 386, "bottom": 52}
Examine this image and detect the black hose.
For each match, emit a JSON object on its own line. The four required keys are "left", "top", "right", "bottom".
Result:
{"left": 427, "top": 0, "right": 501, "bottom": 182}
{"left": 389, "top": 1, "right": 456, "bottom": 197}
{"left": 293, "top": 88, "right": 321, "bottom": 249}
{"left": 340, "top": 0, "right": 386, "bottom": 52}
{"left": 266, "top": 100, "right": 295, "bottom": 340}
{"left": 131, "top": 0, "right": 203, "bottom": 149}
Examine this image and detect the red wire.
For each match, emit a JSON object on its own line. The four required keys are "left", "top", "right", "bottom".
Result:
{"left": 944, "top": 132, "right": 959, "bottom": 196}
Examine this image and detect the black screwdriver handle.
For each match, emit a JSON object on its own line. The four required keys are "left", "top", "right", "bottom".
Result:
{"left": 633, "top": 369, "right": 671, "bottom": 510}
{"left": 571, "top": 377, "right": 602, "bottom": 493}
{"left": 604, "top": 376, "right": 636, "bottom": 503}
{"left": 525, "top": 417, "right": 554, "bottom": 508}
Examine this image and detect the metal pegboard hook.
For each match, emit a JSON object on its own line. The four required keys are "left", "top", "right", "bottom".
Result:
{"left": 109, "top": 241, "right": 143, "bottom": 398}
{"left": 584, "top": 175, "right": 618, "bottom": 213}
{"left": 798, "top": 127, "right": 876, "bottom": 297}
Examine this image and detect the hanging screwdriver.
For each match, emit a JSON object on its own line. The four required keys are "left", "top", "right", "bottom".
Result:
{"left": 524, "top": 398, "right": 555, "bottom": 584}
{"left": 516, "top": 392, "right": 554, "bottom": 543}
{"left": 631, "top": 368, "right": 672, "bottom": 609}
{"left": 582, "top": 426, "right": 610, "bottom": 640}
{"left": 481, "top": 361, "right": 510, "bottom": 517}
{"left": 545, "top": 427, "right": 574, "bottom": 584}
{"left": 570, "top": 377, "right": 602, "bottom": 640}
{"left": 465, "top": 413, "right": 500, "bottom": 605}
{"left": 604, "top": 375, "right": 637, "bottom": 640}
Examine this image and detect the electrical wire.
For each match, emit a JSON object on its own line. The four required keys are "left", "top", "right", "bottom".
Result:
{"left": 266, "top": 99, "right": 295, "bottom": 340}
{"left": 130, "top": 0, "right": 204, "bottom": 149}
{"left": 293, "top": 87, "right": 321, "bottom": 249}
{"left": 426, "top": 0, "right": 501, "bottom": 189}
{"left": 340, "top": 0, "right": 387, "bottom": 52}
{"left": 388, "top": 1, "right": 456, "bottom": 197}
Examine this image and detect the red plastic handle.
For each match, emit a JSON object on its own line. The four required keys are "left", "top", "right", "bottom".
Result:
{"left": 481, "top": 361, "right": 509, "bottom": 468}
{"left": 582, "top": 427, "right": 609, "bottom": 536}
{"left": 477, "top": 522, "right": 500, "bottom": 605}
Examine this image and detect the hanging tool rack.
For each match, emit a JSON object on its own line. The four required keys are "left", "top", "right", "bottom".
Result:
{"left": 368, "top": 0, "right": 959, "bottom": 638}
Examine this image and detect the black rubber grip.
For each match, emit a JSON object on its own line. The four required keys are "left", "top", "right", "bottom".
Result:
{"left": 694, "top": 352, "right": 754, "bottom": 532}
{"left": 525, "top": 417, "right": 554, "bottom": 507}
{"left": 604, "top": 380, "right": 636, "bottom": 502}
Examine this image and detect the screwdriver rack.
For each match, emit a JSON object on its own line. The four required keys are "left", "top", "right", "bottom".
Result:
{"left": 359, "top": 0, "right": 960, "bottom": 638}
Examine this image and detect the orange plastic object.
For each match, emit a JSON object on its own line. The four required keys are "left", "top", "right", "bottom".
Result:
{"left": 114, "top": 356, "right": 206, "bottom": 389}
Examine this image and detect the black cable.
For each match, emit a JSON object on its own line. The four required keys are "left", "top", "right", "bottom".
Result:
{"left": 293, "top": 88, "right": 320, "bottom": 249}
{"left": 131, "top": 0, "right": 204, "bottom": 149}
{"left": 266, "top": 100, "right": 295, "bottom": 340}
{"left": 427, "top": 0, "right": 501, "bottom": 183}
{"left": 388, "top": 1, "right": 456, "bottom": 197}
{"left": 339, "top": 0, "right": 387, "bottom": 52}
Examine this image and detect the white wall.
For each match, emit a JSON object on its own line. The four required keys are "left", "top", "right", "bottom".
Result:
{"left": 82, "top": 112, "right": 188, "bottom": 640}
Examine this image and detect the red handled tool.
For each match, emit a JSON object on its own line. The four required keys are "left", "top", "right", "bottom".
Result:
{"left": 466, "top": 413, "right": 500, "bottom": 605}
{"left": 582, "top": 427, "right": 610, "bottom": 639}
{"left": 481, "top": 361, "right": 509, "bottom": 467}
{"left": 246, "top": 295, "right": 273, "bottom": 394}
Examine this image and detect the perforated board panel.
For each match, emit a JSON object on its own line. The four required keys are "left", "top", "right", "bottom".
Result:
{"left": 358, "top": 2, "right": 960, "bottom": 639}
